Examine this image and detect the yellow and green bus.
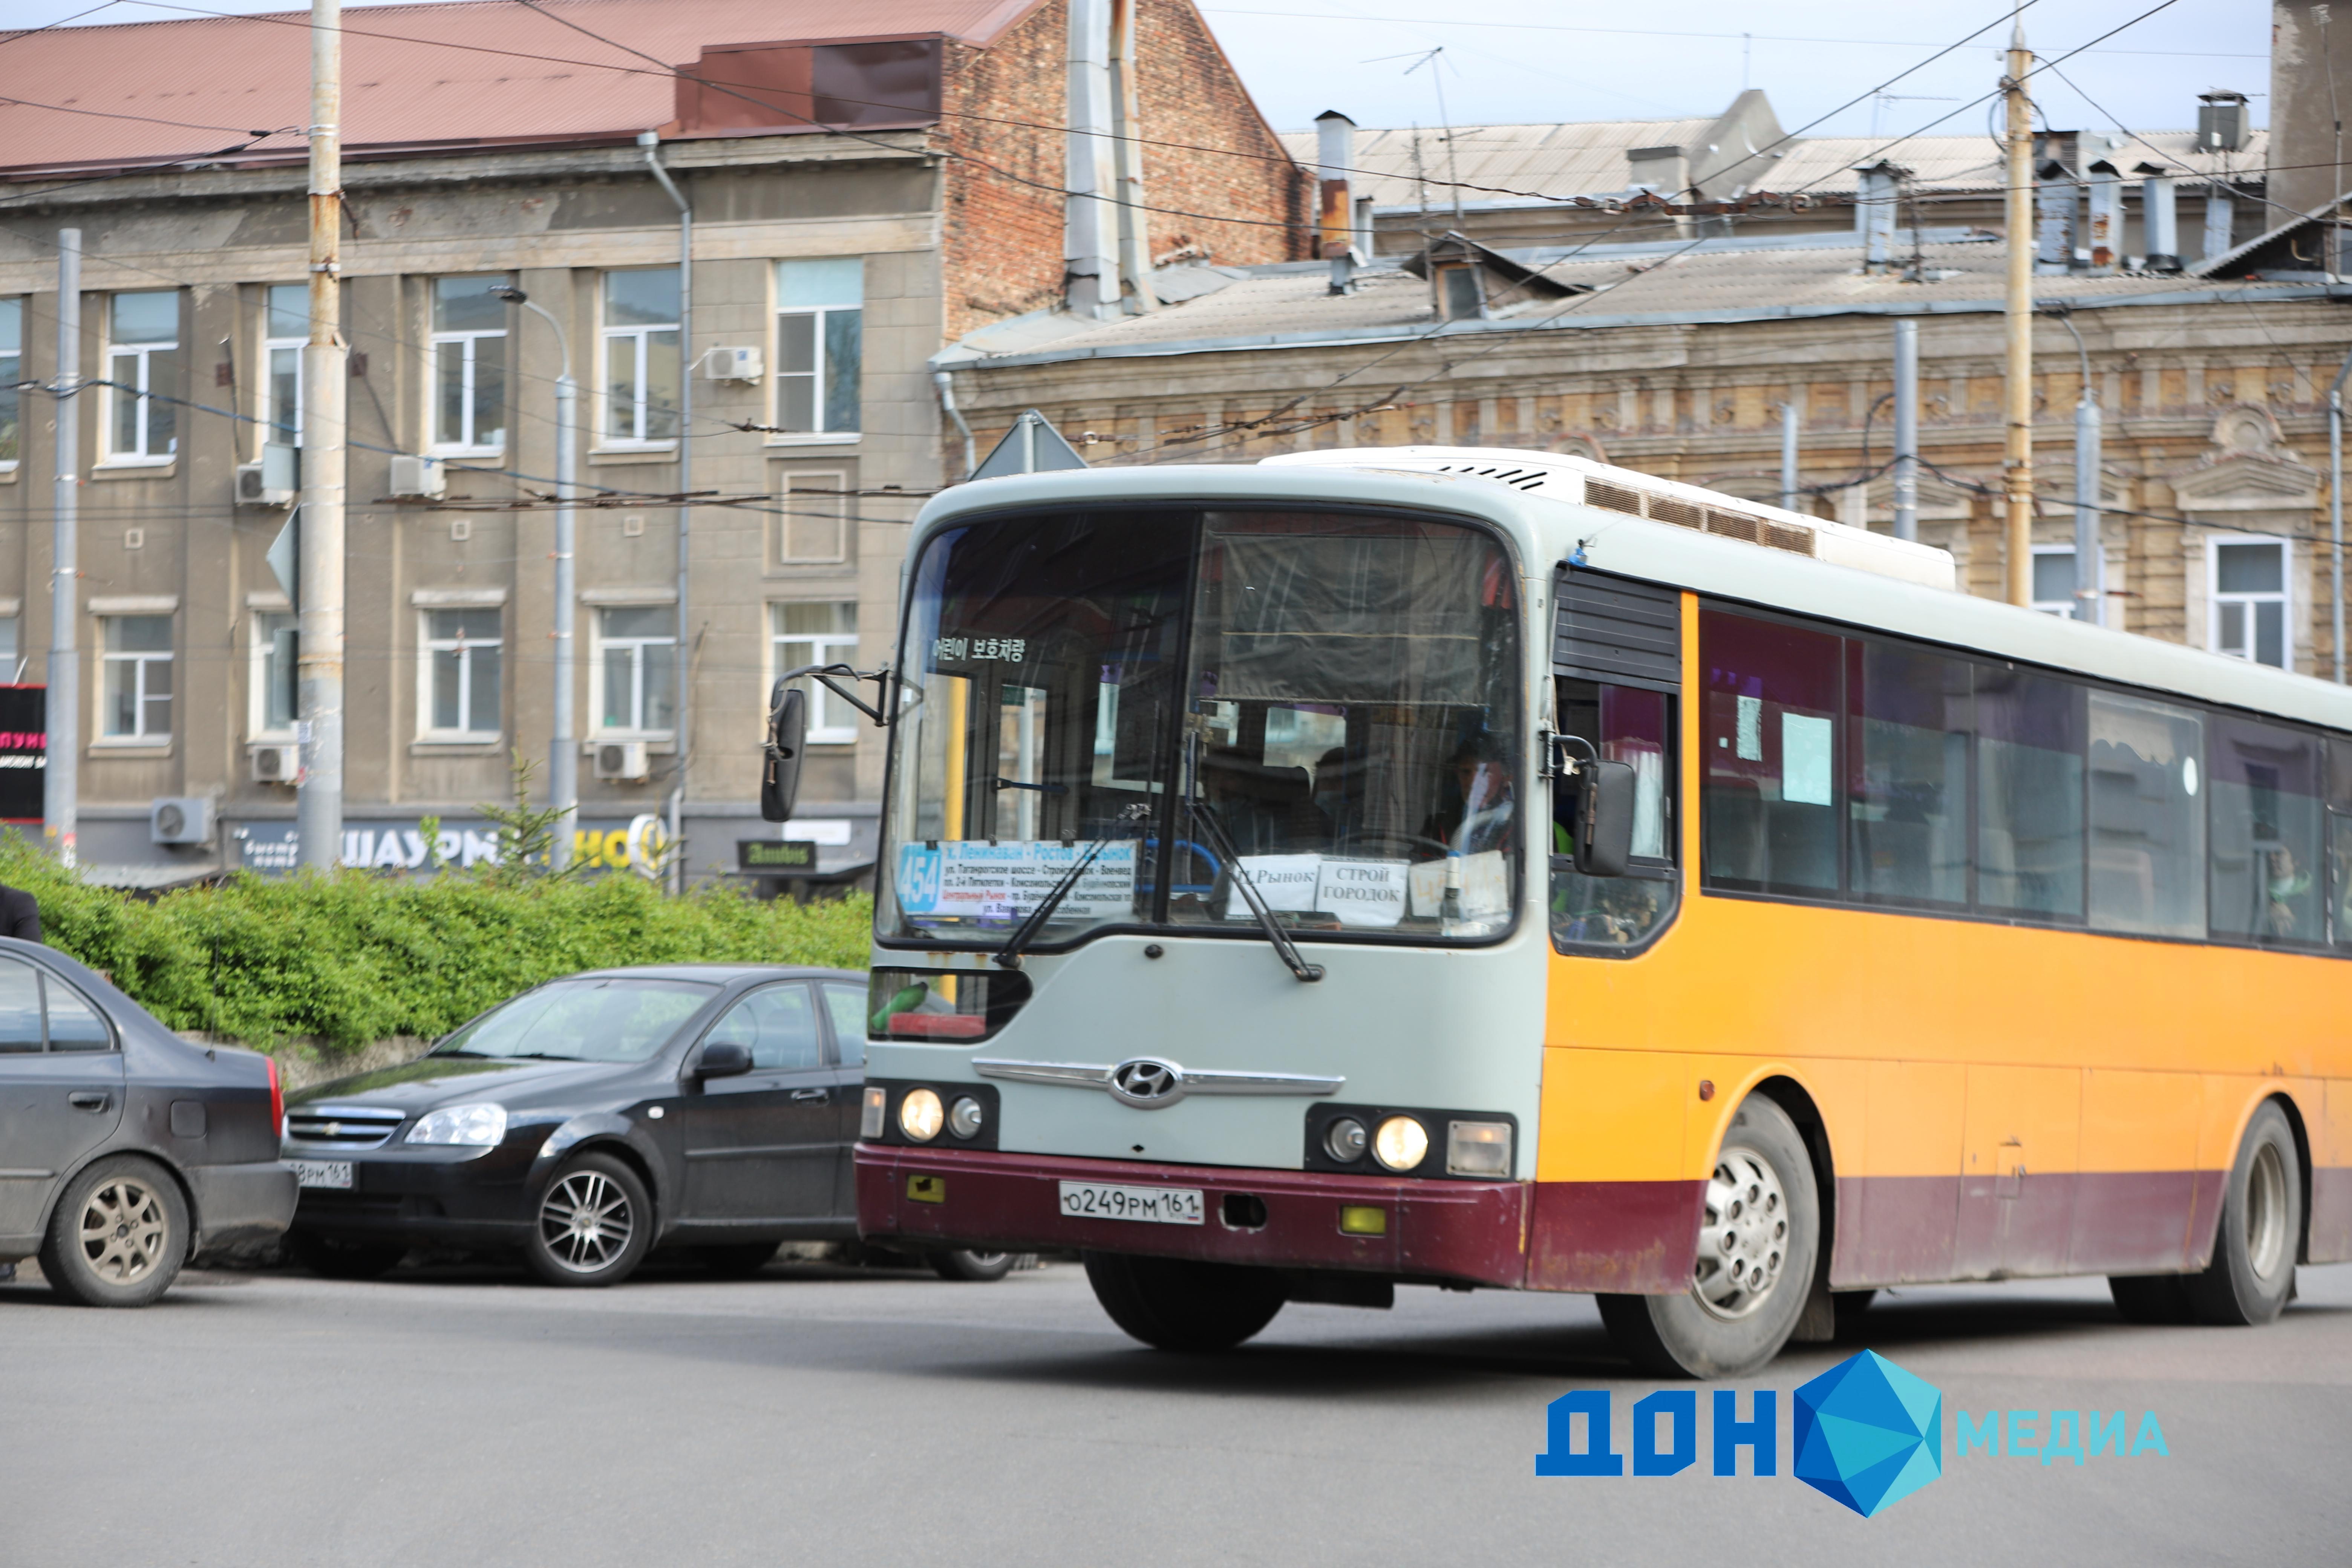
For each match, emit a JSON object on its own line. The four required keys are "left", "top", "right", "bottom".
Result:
{"left": 827, "top": 444, "right": 2349, "bottom": 1376}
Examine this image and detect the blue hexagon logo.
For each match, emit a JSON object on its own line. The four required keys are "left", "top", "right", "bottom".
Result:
{"left": 1792, "top": 1351, "right": 1943, "bottom": 1517}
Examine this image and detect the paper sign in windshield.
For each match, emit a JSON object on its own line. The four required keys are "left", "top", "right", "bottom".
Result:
{"left": 1407, "top": 850, "right": 1510, "bottom": 918}
{"left": 1234, "top": 854, "right": 1407, "bottom": 928}
{"left": 895, "top": 840, "right": 1137, "bottom": 924}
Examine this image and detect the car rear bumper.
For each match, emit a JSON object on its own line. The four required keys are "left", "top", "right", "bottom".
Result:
{"left": 855, "top": 1143, "right": 1529, "bottom": 1288}
{"left": 187, "top": 1160, "right": 299, "bottom": 1251}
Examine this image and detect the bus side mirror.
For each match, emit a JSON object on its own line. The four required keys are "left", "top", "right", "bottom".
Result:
{"left": 761, "top": 684, "right": 808, "bottom": 824}
{"left": 1574, "top": 760, "right": 1637, "bottom": 878}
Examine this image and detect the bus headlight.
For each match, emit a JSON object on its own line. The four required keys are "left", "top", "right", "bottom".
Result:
{"left": 1446, "top": 1120, "right": 1513, "bottom": 1177}
{"left": 948, "top": 1096, "right": 985, "bottom": 1140}
{"left": 1323, "top": 1116, "right": 1369, "bottom": 1163}
{"left": 1372, "top": 1115, "right": 1428, "bottom": 1172}
{"left": 899, "top": 1087, "right": 944, "bottom": 1142}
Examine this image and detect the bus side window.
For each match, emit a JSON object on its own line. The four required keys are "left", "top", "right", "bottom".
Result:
{"left": 2209, "top": 716, "right": 2326, "bottom": 948}
{"left": 1551, "top": 678, "right": 1677, "bottom": 951}
{"left": 1700, "top": 610, "right": 1841, "bottom": 896}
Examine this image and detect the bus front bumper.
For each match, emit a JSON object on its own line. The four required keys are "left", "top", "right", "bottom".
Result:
{"left": 855, "top": 1143, "right": 1529, "bottom": 1288}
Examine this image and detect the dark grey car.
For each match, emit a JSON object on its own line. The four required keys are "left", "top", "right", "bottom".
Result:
{"left": 0, "top": 938, "right": 296, "bottom": 1306}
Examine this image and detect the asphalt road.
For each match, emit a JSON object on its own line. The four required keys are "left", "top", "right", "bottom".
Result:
{"left": 4, "top": 1252, "right": 2348, "bottom": 1567}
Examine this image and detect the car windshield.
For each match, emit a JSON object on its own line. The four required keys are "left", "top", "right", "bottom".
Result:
{"left": 879, "top": 507, "right": 1522, "bottom": 948}
{"left": 431, "top": 978, "right": 719, "bottom": 1063}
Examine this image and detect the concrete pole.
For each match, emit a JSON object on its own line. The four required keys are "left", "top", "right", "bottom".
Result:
{"left": 1779, "top": 400, "right": 1799, "bottom": 514}
{"left": 550, "top": 368, "right": 576, "bottom": 867}
{"left": 1892, "top": 318, "right": 1919, "bottom": 542}
{"left": 2073, "top": 385, "right": 2104, "bottom": 628}
{"left": 2001, "top": 18, "right": 2037, "bottom": 607}
{"left": 297, "top": 0, "right": 347, "bottom": 868}
{"left": 45, "top": 230, "right": 79, "bottom": 869}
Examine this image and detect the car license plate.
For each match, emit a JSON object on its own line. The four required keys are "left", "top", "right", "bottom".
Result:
{"left": 289, "top": 1159, "right": 353, "bottom": 1190}
{"left": 1057, "top": 1180, "right": 1204, "bottom": 1225}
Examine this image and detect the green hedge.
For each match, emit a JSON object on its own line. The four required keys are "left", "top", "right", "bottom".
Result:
{"left": 0, "top": 839, "right": 870, "bottom": 1055}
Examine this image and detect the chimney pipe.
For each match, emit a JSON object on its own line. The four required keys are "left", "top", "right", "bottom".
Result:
{"left": 1315, "top": 110, "right": 1358, "bottom": 294}
{"left": 2137, "top": 162, "right": 2180, "bottom": 271}
{"left": 2084, "top": 158, "right": 2122, "bottom": 273}
{"left": 2035, "top": 158, "right": 2076, "bottom": 274}
{"left": 2201, "top": 183, "right": 2237, "bottom": 262}
{"left": 1064, "top": 0, "right": 1121, "bottom": 320}
{"left": 1854, "top": 162, "right": 1902, "bottom": 273}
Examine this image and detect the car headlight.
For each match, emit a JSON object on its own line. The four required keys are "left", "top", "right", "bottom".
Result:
{"left": 1372, "top": 1114, "right": 1428, "bottom": 1172}
{"left": 405, "top": 1102, "right": 508, "bottom": 1146}
{"left": 899, "top": 1087, "right": 944, "bottom": 1142}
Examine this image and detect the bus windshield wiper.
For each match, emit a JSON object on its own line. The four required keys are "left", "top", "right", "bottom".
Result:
{"left": 993, "top": 804, "right": 1149, "bottom": 970}
{"left": 1187, "top": 801, "right": 1324, "bottom": 984}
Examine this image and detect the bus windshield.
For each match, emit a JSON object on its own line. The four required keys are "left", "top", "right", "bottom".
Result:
{"left": 879, "top": 508, "right": 1522, "bottom": 949}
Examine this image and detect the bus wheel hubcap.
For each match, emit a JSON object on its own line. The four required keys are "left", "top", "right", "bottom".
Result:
{"left": 1694, "top": 1146, "right": 1788, "bottom": 1321}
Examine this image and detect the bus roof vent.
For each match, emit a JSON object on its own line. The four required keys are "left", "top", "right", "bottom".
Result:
{"left": 1259, "top": 446, "right": 1954, "bottom": 591}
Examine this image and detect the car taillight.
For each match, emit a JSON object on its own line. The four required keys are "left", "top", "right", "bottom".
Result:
{"left": 266, "top": 1054, "right": 284, "bottom": 1137}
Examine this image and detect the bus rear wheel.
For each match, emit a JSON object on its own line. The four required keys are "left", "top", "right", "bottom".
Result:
{"left": 1083, "top": 1251, "right": 1286, "bottom": 1352}
{"left": 2186, "top": 1101, "right": 2301, "bottom": 1327}
{"left": 1599, "top": 1094, "right": 1819, "bottom": 1379}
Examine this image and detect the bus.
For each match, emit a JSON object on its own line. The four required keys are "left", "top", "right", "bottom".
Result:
{"left": 781, "top": 443, "right": 2352, "bottom": 1377}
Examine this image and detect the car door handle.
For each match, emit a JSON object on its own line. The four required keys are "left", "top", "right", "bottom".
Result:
{"left": 790, "top": 1088, "right": 829, "bottom": 1102}
{"left": 68, "top": 1092, "right": 111, "bottom": 1112}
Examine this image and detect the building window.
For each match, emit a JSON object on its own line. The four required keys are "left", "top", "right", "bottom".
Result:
{"left": 0, "top": 297, "right": 20, "bottom": 469}
{"left": 600, "top": 268, "right": 680, "bottom": 445}
{"left": 430, "top": 276, "right": 507, "bottom": 454}
{"left": 2030, "top": 545, "right": 2079, "bottom": 618}
{"left": 105, "top": 291, "right": 179, "bottom": 463}
{"left": 2211, "top": 539, "right": 2287, "bottom": 668}
{"left": 265, "top": 283, "right": 305, "bottom": 447}
{"left": 770, "top": 602, "right": 859, "bottom": 743}
{"left": 596, "top": 606, "right": 675, "bottom": 734}
{"left": 774, "top": 258, "right": 863, "bottom": 435}
{"left": 101, "top": 615, "right": 173, "bottom": 740}
{"left": 253, "top": 612, "right": 296, "bottom": 735}
{"left": 421, "top": 608, "right": 502, "bottom": 738}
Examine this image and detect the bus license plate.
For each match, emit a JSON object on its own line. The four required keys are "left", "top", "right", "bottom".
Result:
{"left": 1058, "top": 1181, "right": 1204, "bottom": 1225}
{"left": 289, "top": 1160, "right": 353, "bottom": 1190}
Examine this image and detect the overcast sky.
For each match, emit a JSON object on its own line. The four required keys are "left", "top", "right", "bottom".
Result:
{"left": 4, "top": 0, "right": 2272, "bottom": 142}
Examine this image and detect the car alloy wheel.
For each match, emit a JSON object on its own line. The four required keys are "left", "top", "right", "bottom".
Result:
{"left": 538, "top": 1169, "right": 635, "bottom": 1275}
{"left": 79, "top": 1174, "right": 171, "bottom": 1287}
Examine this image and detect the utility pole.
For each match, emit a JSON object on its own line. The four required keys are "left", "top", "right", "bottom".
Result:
{"left": 1892, "top": 318, "right": 1920, "bottom": 542}
{"left": 45, "top": 230, "right": 79, "bottom": 869}
{"left": 640, "top": 133, "right": 693, "bottom": 896}
{"left": 296, "top": 0, "right": 348, "bottom": 868}
{"left": 2001, "top": 13, "right": 2036, "bottom": 606}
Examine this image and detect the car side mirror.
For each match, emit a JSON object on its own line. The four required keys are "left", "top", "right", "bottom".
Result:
{"left": 760, "top": 684, "right": 808, "bottom": 824}
{"left": 1574, "top": 759, "right": 1638, "bottom": 878}
{"left": 695, "top": 1040, "right": 753, "bottom": 1080}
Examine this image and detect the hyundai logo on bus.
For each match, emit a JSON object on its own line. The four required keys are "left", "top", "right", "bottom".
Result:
{"left": 1535, "top": 1352, "right": 2170, "bottom": 1518}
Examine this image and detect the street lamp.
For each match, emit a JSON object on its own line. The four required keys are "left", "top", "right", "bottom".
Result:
{"left": 489, "top": 283, "right": 578, "bottom": 867}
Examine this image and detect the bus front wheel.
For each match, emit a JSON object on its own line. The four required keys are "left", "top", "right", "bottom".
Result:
{"left": 1083, "top": 1251, "right": 1286, "bottom": 1352}
{"left": 1599, "top": 1094, "right": 1820, "bottom": 1379}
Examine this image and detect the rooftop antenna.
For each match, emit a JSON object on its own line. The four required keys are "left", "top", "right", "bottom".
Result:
{"left": 1370, "top": 47, "right": 1466, "bottom": 231}
{"left": 1870, "top": 92, "right": 1958, "bottom": 140}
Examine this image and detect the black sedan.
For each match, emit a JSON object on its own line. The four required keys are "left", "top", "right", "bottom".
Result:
{"left": 0, "top": 938, "right": 295, "bottom": 1306}
{"left": 281, "top": 964, "right": 1010, "bottom": 1287}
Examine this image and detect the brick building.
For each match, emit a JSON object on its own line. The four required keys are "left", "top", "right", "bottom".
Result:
{"left": 0, "top": 0, "right": 1305, "bottom": 884}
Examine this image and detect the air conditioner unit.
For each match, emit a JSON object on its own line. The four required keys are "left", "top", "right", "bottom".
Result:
{"left": 594, "top": 741, "right": 651, "bottom": 782}
{"left": 704, "top": 346, "right": 764, "bottom": 383}
{"left": 389, "top": 455, "right": 446, "bottom": 499}
{"left": 236, "top": 441, "right": 298, "bottom": 507}
{"left": 150, "top": 796, "right": 216, "bottom": 845}
{"left": 250, "top": 743, "right": 301, "bottom": 784}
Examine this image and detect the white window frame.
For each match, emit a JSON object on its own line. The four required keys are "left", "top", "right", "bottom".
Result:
{"left": 591, "top": 603, "right": 678, "bottom": 738}
{"left": 263, "top": 283, "right": 305, "bottom": 448}
{"left": 429, "top": 279, "right": 508, "bottom": 457}
{"left": 101, "top": 291, "right": 178, "bottom": 467}
{"left": 598, "top": 269, "right": 680, "bottom": 449}
{"left": 2030, "top": 543, "right": 2079, "bottom": 619}
{"left": 0, "top": 295, "right": 20, "bottom": 474}
{"left": 418, "top": 608, "right": 504, "bottom": 740}
{"left": 768, "top": 601, "right": 861, "bottom": 745}
{"left": 98, "top": 615, "right": 173, "bottom": 742}
{"left": 777, "top": 469, "right": 851, "bottom": 564}
{"left": 249, "top": 610, "right": 297, "bottom": 740}
{"left": 772, "top": 259, "right": 864, "bottom": 442}
{"left": 2207, "top": 533, "right": 2291, "bottom": 669}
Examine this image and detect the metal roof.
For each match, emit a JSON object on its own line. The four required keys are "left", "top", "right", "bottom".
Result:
{"left": 943, "top": 239, "right": 2337, "bottom": 369}
{"left": 0, "top": 0, "right": 1044, "bottom": 178}
{"left": 1278, "top": 120, "right": 2273, "bottom": 206}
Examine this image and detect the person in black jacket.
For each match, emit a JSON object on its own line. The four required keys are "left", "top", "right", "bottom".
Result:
{"left": 0, "top": 883, "right": 41, "bottom": 943}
